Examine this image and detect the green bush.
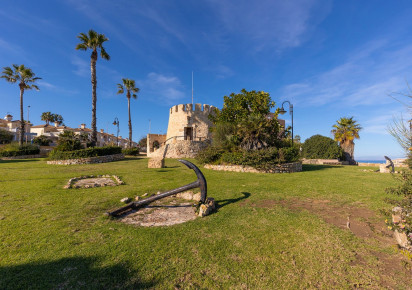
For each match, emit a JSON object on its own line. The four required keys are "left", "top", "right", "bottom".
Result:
{"left": 196, "top": 146, "right": 225, "bottom": 164}
{"left": 122, "top": 147, "right": 139, "bottom": 156}
{"left": 301, "top": 134, "right": 344, "bottom": 159}
{"left": 0, "top": 129, "right": 13, "bottom": 144}
{"left": 48, "top": 146, "right": 122, "bottom": 160}
{"left": 197, "top": 146, "right": 300, "bottom": 170}
{"left": 32, "top": 135, "right": 52, "bottom": 146}
{"left": 0, "top": 143, "right": 40, "bottom": 157}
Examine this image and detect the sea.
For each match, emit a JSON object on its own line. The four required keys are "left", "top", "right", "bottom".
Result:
{"left": 357, "top": 160, "right": 385, "bottom": 164}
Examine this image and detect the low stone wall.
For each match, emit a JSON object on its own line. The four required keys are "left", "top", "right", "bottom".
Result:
{"left": 149, "top": 140, "right": 209, "bottom": 158}
{"left": 1, "top": 154, "right": 42, "bottom": 160}
{"left": 46, "top": 153, "right": 125, "bottom": 165}
{"left": 204, "top": 162, "right": 302, "bottom": 173}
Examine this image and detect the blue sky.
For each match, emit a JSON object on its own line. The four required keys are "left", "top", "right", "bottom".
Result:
{"left": 1, "top": 0, "right": 411, "bottom": 160}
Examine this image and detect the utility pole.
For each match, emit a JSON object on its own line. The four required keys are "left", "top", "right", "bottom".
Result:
{"left": 191, "top": 71, "right": 194, "bottom": 105}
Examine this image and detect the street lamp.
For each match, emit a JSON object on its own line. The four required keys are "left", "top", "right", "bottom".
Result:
{"left": 278, "top": 100, "right": 294, "bottom": 145}
{"left": 113, "top": 117, "right": 119, "bottom": 146}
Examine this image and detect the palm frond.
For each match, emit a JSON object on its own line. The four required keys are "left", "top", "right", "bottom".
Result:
{"left": 100, "top": 47, "right": 110, "bottom": 60}
{"left": 117, "top": 84, "right": 124, "bottom": 94}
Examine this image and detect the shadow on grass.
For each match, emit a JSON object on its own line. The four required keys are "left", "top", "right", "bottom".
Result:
{"left": 302, "top": 164, "right": 343, "bottom": 171}
{"left": 0, "top": 159, "right": 41, "bottom": 164}
{"left": 216, "top": 192, "right": 251, "bottom": 209}
{"left": 0, "top": 256, "right": 156, "bottom": 289}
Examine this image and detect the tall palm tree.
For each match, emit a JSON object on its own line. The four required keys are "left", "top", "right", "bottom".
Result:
{"left": 117, "top": 78, "right": 139, "bottom": 148}
{"left": 41, "top": 111, "right": 53, "bottom": 125}
{"left": 331, "top": 117, "right": 362, "bottom": 164}
{"left": 1, "top": 64, "right": 41, "bottom": 145}
{"left": 75, "top": 29, "right": 110, "bottom": 146}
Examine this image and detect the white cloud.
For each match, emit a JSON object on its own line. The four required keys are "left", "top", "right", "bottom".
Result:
{"left": 137, "top": 72, "right": 186, "bottom": 104}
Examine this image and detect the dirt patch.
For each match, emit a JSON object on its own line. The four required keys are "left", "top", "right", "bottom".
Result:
{"left": 119, "top": 197, "right": 198, "bottom": 227}
{"left": 74, "top": 177, "right": 116, "bottom": 188}
{"left": 253, "top": 198, "right": 393, "bottom": 241}
{"left": 248, "top": 198, "right": 412, "bottom": 287}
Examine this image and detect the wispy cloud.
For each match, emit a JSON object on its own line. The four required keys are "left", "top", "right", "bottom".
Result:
{"left": 282, "top": 41, "right": 412, "bottom": 108}
{"left": 208, "top": 0, "right": 331, "bottom": 52}
{"left": 137, "top": 72, "right": 186, "bottom": 105}
{"left": 37, "top": 80, "right": 79, "bottom": 95}
{"left": 71, "top": 55, "right": 89, "bottom": 77}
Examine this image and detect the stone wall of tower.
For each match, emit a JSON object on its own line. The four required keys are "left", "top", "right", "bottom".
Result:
{"left": 166, "top": 103, "right": 214, "bottom": 143}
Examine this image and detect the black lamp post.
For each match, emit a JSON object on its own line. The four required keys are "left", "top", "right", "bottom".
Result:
{"left": 113, "top": 117, "right": 119, "bottom": 146}
{"left": 278, "top": 101, "right": 294, "bottom": 145}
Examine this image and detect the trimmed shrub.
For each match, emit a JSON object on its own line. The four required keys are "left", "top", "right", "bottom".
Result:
{"left": 0, "top": 143, "right": 40, "bottom": 157}
{"left": 122, "top": 147, "right": 139, "bottom": 156}
{"left": 301, "top": 134, "right": 344, "bottom": 159}
{"left": 48, "top": 146, "right": 122, "bottom": 160}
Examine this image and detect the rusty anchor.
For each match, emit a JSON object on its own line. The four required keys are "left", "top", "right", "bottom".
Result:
{"left": 106, "top": 159, "right": 207, "bottom": 217}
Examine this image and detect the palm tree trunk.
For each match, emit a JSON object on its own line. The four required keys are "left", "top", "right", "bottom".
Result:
{"left": 341, "top": 140, "right": 355, "bottom": 164}
{"left": 90, "top": 51, "right": 97, "bottom": 147}
{"left": 19, "top": 85, "right": 25, "bottom": 146}
{"left": 128, "top": 95, "right": 132, "bottom": 148}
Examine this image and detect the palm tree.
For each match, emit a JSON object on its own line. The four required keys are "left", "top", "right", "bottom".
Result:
{"left": 75, "top": 29, "right": 110, "bottom": 146}
{"left": 1, "top": 64, "right": 41, "bottom": 145}
{"left": 331, "top": 117, "right": 362, "bottom": 164}
{"left": 41, "top": 111, "right": 53, "bottom": 125}
{"left": 117, "top": 78, "right": 139, "bottom": 148}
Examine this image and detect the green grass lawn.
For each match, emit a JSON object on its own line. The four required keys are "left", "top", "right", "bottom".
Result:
{"left": 0, "top": 158, "right": 410, "bottom": 289}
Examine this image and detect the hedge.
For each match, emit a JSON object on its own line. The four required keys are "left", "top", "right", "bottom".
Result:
{"left": 197, "top": 146, "right": 300, "bottom": 170}
{"left": 0, "top": 144, "right": 40, "bottom": 157}
{"left": 48, "top": 146, "right": 122, "bottom": 160}
{"left": 122, "top": 147, "right": 139, "bottom": 156}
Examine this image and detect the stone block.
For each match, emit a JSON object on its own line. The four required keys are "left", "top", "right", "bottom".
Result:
{"left": 380, "top": 164, "right": 390, "bottom": 173}
{"left": 197, "top": 197, "right": 216, "bottom": 217}
{"left": 148, "top": 158, "right": 165, "bottom": 168}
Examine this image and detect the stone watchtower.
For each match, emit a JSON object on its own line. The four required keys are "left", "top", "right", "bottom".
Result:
{"left": 166, "top": 103, "right": 214, "bottom": 143}
{"left": 147, "top": 103, "right": 215, "bottom": 158}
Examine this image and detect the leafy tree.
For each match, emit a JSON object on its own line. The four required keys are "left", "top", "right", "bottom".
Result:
{"left": 138, "top": 136, "right": 147, "bottom": 148}
{"left": 32, "top": 135, "right": 52, "bottom": 146}
{"left": 331, "top": 117, "right": 362, "bottom": 164}
{"left": 0, "top": 129, "right": 13, "bottom": 144}
{"left": 1, "top": 64, "right": 41, "bottom": 145}
{"left": 211, "top": 89, "right": 283, "bottom": 150}
{"left": 76, "top": 29, "right": 110, "bottom": 146}
{"left": 301, "top": 134, "right": 344, "bottom": 159}
{"left": 117, "top": 78, "right": 139, "bottom": 148}
{"left": 388, "top": 85, "right": 411, "bottom": 168}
